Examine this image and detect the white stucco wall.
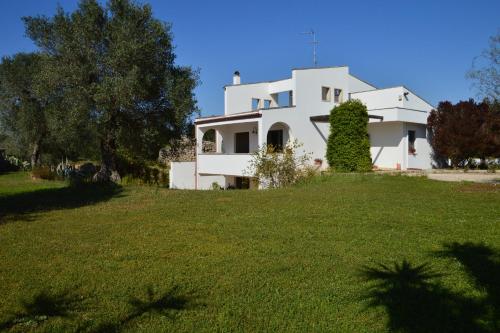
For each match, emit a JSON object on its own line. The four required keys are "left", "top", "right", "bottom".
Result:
{"left": 368, "top": 122, "right": 404, "bottom": 169}
{"left": 406, "top": 123, "right": 432, "bottom": 169}
{"left": 294, "top": 67, "right": 349, "bottom": 117}
{"left": 224, "top": 83, "right": 270, "bottom": 115}
{"left": 197, "top": 154, "right": 254, "bottom": 177}
{"left": 169, "top": 162, "right": 196, "bottom": 189}
{"left": 348, "top": 74, "right": 377, "bottom": 93}
{"left": 198, "top": 175, "right": 226, "bottom": 190}
{"left": 352, "top": 87, "right": 403, "bottom": 110}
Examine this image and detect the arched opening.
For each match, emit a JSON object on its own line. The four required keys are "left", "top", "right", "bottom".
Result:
{"left": 266, "top": 122, "right": 291, "bottom": 152}
{"left": 202, "top": 129, "right": 216, "bottom": 152}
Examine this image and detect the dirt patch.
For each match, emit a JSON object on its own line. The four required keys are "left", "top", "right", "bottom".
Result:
{"left": 457, "top": 183, "right": 500, "bottom": 193}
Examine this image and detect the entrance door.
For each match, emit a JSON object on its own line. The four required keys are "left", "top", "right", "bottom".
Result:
{"left": 235, "top": 132, "right": 250, "bottom": 153}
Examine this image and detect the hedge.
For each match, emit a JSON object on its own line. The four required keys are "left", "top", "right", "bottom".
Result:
{"left": 326, "top": 99, "right": 372, "bottom": 172}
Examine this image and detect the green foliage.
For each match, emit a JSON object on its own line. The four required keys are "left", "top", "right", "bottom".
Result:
{"left": 0, "top": 150, "right": 19, "bottom": 173}
{"left": 117, "top": 152, "right": 168, "bottom": 186}
{"left": 247, "top": 140, "right": 311, "bottom": 188}
{"left": 22, "top": 0, "right": 199, "bottom": 180}
{"left": 326, "top": 99, "right": 372, "bottom": 172}
{"left": 0, "top": 53, "right": 47, "bottom": 166}
{"left": 211, "top": 182, "right": 222, "bottom": 190}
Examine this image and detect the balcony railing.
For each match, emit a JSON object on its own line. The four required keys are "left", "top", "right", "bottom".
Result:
{"left": 197, "top": 153, "right": 254, "bottom": 177}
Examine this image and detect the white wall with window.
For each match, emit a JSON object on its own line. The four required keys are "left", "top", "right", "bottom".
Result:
{"left": 406, "top": 123, "right": 431, "bottom": 169}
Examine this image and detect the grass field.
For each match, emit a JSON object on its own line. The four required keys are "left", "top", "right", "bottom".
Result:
{"left": 0, "top": 172, "right": 499, "bottom": 332}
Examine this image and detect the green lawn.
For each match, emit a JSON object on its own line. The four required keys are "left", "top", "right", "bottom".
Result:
{"left": 0, "top": 172, "right": 499, "bottom": 332}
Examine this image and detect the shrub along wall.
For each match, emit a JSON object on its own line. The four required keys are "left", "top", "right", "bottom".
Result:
{"left": 326, "top": 100, "right": 372, "bottom": 172}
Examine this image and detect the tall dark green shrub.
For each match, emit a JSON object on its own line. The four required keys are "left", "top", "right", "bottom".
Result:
{"left": 326, "top": 100, "right": 372, "bottom": 172}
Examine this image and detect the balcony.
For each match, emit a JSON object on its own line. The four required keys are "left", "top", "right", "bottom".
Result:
{"left": 197, "top": 153, "right": 254, "bottom": 177}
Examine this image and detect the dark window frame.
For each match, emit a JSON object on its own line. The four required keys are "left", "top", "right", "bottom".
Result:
{"left": 267, "top": 129, "right": 284, "bottom": 152}
{"left": 408, "top": 130, "right": 416, "bottom": 154}
{"left": 234, "top": 132, "right": 250, "bottom": 153}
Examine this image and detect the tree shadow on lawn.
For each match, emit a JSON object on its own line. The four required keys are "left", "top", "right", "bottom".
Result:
{"left": 0, "top": 285, "right": 201, "bottom": 332}
{"left": 435, "top": 242, "right": 500, "bottom": 331}
{"left": 93, "top": 285, "right": 203, "bottom": 333}
{"left": 361, "top": 242, "right": 500, "bottom": 333}
{"left": 0, "top": 290, "right": 83, "bottom": 331}
{"left": 0, "top": 183, "right": 123, "bottom": 224}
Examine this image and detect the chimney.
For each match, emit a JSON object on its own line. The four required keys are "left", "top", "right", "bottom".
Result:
{"left": 233, "top": 71, "right": 241, "bottom": 85}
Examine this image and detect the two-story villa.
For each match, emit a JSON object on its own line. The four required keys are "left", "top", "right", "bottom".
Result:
{"left": 169, "top": 66, "right": 433, "bottom": 189}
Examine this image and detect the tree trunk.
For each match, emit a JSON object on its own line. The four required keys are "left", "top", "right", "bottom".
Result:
{"left": 93, "top": 134, "right": 121, "bottom": 183}
{"left": 31, "top": 139, "right": 42, "bottom": 168}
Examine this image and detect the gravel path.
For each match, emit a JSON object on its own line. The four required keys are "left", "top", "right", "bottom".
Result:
{"left": 427, "top": 172, "right": 500, "bottom": 183}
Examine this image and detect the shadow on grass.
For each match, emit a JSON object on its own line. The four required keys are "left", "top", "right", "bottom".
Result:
{"left": 0, "top": 290, "right": 82, "bottom": 331}
{"left": 435, "top": 242, "right": 500, "bottom": 331}
{"left": 0, "top": 183, "right": 123, "bottom": 223}
{"left": 93, "top": 285, "right": 202, "bottom": 332}
{"left": 361, "top": 243, "right": 500, "bottom": 332}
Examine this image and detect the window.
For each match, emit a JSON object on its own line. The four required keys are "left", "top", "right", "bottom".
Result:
{"left": 276, "top": 91, "right": 293, "bottom": 107}
{"left": 322, "top": 87, "right": 331, "bottom": 101}
{"left": 251, "top": 98, "right": 261, "bottom": 110}
{"left": 334, "top": 89, "right": 343, "bottom": 103}
{"left": 408, "top": 130, "right": 416, "bottom": 154}
{"left": 235, "top": 132, "right": 250, "bottom": 153}
{"left": 267, "top": 129, "right": 283, "bottom": 152}
{"left": 264, "top": 99, "right": 272, "bottom": 109}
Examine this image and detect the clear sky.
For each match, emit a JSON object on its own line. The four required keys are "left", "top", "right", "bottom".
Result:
{"left": 0, "top": 0, "right": 498, "bottom": 116}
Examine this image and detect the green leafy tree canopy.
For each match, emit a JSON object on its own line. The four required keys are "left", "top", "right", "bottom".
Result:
{"left": 23, "top": 0, "right": 199, "bottom": 181}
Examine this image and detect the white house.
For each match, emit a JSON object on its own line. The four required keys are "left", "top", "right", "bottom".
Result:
{"left": 170, "top": 66, "right": 434, "bottom": 189}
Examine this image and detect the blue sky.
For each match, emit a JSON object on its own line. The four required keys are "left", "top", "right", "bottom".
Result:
{"left": 0, "top": 0, "right": 498, "bottom": 117}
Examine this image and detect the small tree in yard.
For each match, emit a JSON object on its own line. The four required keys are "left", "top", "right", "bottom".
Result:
{"left": 427, "top": 99, "right": 500, "bottom": 168}
{"left": 326, "top": 100, "right": 372, "bottom": 172}
{"left": 247, "top": 140, "right": 310, "bottom": 188}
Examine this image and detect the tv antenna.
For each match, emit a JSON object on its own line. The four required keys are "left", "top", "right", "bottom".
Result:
{"left": 301, "top": 29, "right": 318, "bottom": 67}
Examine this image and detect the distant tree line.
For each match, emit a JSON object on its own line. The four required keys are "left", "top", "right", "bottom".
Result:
{"left": 0, "top": 0, "right": 199, "bottom": 181}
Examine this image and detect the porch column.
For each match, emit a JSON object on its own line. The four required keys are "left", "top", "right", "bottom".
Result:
{"left": 258, "top": 119, "right": 264, "bottom": 149}
{"left": 195, "top": 125, "right": 204, "bottom": 154}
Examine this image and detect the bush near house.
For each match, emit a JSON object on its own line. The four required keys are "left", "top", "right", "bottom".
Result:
{"left": 247, "top": 140, "right": 312, "bottom": 188}
{"left": 427, "top": 99, "right": 500, "bottom": 168}
{"left": 326, "top": 100, "right": 372, "bottom": 172}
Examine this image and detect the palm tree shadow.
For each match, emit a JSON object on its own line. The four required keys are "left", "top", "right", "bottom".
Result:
{"left": 93, "top": 285, "right": 203, "bottom": 332}
{"left": 0, "top": 290, "right": 82, "bottom": 331}
{"left": 0, "top": 183, "right": 123, "bottom": 224}
{"left": 435, "top": 242, "right": 500, "bottom": 331}
{"left": 360, "top": 259, "right": 487, "bottom": 333}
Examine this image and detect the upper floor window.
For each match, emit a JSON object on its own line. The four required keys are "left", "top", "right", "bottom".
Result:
{"left": 322, "top": 87, "right": 331, "bottom": 102}
{"left": 334, "top": 89, "right": 343, "bottom": 103}
{"left": 251, "top": 98, "right": 261, "bottom": 110}
{"left": 273, "top": 91, "right": 293, "bottom": 107}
